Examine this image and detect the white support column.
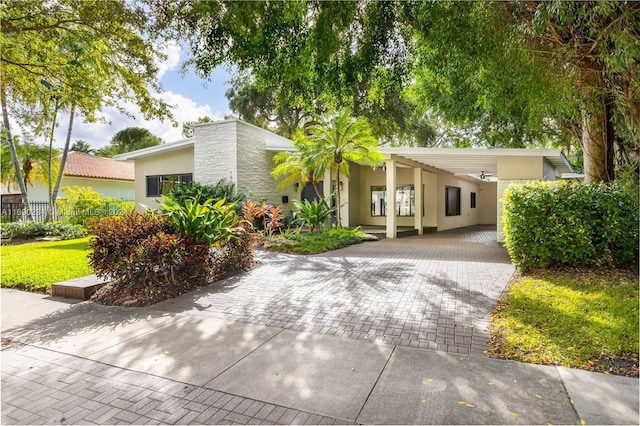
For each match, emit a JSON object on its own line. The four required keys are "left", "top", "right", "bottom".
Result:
{"left": 386, "top": 159, "right": 397, "bottom": 239}
{"left": 414, "top": 167, "right": 423, "bottom": 235}
{"left": 323, "top": 169, "right": 332, "bottom": 199}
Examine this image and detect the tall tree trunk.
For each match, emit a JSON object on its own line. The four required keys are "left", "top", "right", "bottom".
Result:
{"left": 1, "top": 84, "right": 34, "bottom": 221}
{"left": 48, "top": 103, "right": 76, "bottom": 221}
{"left": 335, "top": 165, "right": 342, "bottom": 227}
{"left": 45, "top": 100, "right": 60, "bottom": 222}
{"left": 580, "top": 69, "right": 615, "bottom": 183}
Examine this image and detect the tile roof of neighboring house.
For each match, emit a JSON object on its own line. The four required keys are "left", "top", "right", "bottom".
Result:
{"left": 64, "top": 152, "right": 134, "bottom": 181}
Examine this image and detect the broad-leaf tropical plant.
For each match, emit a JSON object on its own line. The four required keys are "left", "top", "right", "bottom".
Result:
{"left": 160, "top": 195, "right": 244, "bottom": 246}
{"left": 292, "top": 198, "right": 335, "bottom": 233}
{"left": 306, "top": 109, "right": 384, "bottom": 227}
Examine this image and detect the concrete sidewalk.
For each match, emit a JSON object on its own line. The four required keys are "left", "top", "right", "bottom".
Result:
{"left": 2, "top": 289, "right": 638, "bottom": 425}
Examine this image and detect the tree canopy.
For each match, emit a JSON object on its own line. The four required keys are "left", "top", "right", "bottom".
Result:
{"left": 149, "top": 0, "right": 639, "bottom": 182}
{"left": 0, "top": 0, "right": 175, "bottom": 217}
{"left": 96, "top": 127, "right": 163, "bottom": 157}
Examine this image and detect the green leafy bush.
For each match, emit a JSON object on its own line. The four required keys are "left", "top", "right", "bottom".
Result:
{"left": 265, "top": 227, "right": 377, "bottom": 254}
{"left": 503, "top": 181, "right": 638, "bottom": 270}
{"left": 292, "top": 198, "right": 335, "bottom": 232}
{"left": 169, "top": 180, "right": 247, "bottom": 213}
{"left": 161, "top": 195, "right": 245, "bottom": 246}
{"left": 1, "top": 221, "right": 86, "bottom": 240}
{"left": 57, "top": 186, "right": 102, "bottom": 226}
{"left": 57, "top": 186, "right": 134, "bottom": 226}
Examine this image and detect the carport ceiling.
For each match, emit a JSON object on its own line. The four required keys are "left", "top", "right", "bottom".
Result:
{"left": 377, "top": 147, "right": 573, "bottom": 176}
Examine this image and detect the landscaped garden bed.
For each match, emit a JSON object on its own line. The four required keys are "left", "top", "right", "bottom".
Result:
{"left": 263, "top": 227, "right": 377, "bottom": 254}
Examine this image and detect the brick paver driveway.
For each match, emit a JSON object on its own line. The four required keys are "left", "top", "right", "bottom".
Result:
{"left": 153, "top": 225, "right": 515, "bottom": 355}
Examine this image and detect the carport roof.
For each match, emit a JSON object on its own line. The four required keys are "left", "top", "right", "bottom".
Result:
{"left": 376, "top": 147, "right": 573, "bottom": 176}
{"left": 264, "top": 145, "right": 573, "bottom": 176}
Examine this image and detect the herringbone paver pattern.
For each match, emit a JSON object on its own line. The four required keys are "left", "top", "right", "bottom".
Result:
{"left": 154, "top": 226, "right": 514, "bottom": 356}
{"left": 1, "top": 345, "right": 350, "bottom": 425}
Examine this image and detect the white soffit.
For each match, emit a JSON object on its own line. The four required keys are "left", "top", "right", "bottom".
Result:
{"left": 377, "top": 148, "right": 573, "bottom": 175}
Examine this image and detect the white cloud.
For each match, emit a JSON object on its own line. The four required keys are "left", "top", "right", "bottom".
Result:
{"left": 156, "top": 42, "right": 182, "bottom": 80}
{"left": 53, "top": 92, "right": 226, "bottom": 150}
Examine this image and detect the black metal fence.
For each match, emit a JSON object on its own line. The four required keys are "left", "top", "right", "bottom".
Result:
{"left": 1, "top": 200, "right": 135, "bottom": 223}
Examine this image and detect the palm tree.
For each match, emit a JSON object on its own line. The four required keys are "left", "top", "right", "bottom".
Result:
{"left": 1, "top": 136, "right": 59, "bottom": 220}
{"left": 272, "top": 129, "right": 326, "bottom": 203}
{"left": 306, "top": 109, "right": 384, "bottom": 227}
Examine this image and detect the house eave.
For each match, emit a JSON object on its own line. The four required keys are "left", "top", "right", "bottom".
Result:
{"left": 113, "top": 138, "right": 194, "bottom": 160}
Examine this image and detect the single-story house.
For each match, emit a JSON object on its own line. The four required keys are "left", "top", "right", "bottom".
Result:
{"left": 1, "top": 151, "right": 135, "bottom": 202}
{"left": 114, "top": 119, "right": 573, "bottom": 242}
{"left": 1, "top": 152, "right": 135, "bottom": 221}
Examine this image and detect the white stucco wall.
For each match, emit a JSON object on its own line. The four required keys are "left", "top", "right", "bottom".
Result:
{"left": 192, "top": 119, "right": 297, "bottom": 214}
{"left": 437, "top": 173, "right": 482, "bottom": 231}
{"left": 134, "top": 146, "right": 194, "bottom": 212}
{"left": 193, "top": 120, "right": 238, "bottom": 186}
{"left": 236, "top": 121, "right": 296, "bottom": 208}
{"left": 478, "top": 181, "right": 497, "bottom": 225}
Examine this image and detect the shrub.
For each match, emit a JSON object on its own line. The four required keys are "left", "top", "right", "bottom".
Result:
{"left": 57, "top": 186, "right": 102, "bottom": 226}
{"left": 502, "top": 181, "right": 639, "bottom": 270}
{"left": 1, "top": 221, "right": 86, "bottom": 240}
{"left": 292, "top": 198, "right": 335, "bottom": 232}
{"left": 56, "top": 186, "right": 134, "bottom": 226}
{"left": 161, "top": 195, "right": 246, "bottom": 246}
{"left": 241, "top": 199, "right": 284, "bottom": 236}
{"left": 88, "top": 211, "right": 212, "bottom": 303}
{"left": 87, "top": 211, "right": 172, "bottom": 282}
{"left": 88, "top": 208, "right": 254, "bottom": 306}
{"left": 169, "top": 179, "right": 247, "bottom": 213}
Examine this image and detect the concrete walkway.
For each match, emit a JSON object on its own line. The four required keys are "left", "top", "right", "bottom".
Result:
{"left": 2, "top": 227, "right": 639, "bottom": 424}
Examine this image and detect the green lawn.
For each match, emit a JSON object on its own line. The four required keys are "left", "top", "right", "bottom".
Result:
{"left": 490, "top": 269, "right": 639, "bottom": 376}
{"left": 1, "top": 237, "right": 93, "bottom": 293}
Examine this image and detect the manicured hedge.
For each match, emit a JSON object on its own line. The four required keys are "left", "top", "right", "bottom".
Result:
{"left": 502, "top": 181, "right": 638, "bottom": 270}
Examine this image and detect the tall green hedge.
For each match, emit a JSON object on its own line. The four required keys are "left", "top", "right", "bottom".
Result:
{"left": 502, "top": 181, "right": 638, "bottom": 270}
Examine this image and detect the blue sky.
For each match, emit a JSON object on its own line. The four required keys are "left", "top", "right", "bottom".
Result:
{"left": 52, "top": 43, "right": 234, "bottom": 151}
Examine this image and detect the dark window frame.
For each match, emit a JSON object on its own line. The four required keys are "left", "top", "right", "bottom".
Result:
{"left": 470, "top": 192, "right": 477, "bottom": 209}
{"left": 146, "top": 173, "right": 193, "bottom": 197}
{"left": 445, "top": 186, "right": 461, "bottom": 216}
{"left": 371, "top": 184, "right": 417, "bottom": 217}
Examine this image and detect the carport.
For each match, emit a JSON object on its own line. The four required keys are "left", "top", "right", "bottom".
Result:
{"left": 333, "top": 148, "right": 573, "bottom": 241}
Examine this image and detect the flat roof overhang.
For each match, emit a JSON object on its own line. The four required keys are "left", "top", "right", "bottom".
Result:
{"left": 267, "top": 146, "right": 573, "bottom": 177}
{"left": 376, "top": 147, "right": 573, "bottom": 177}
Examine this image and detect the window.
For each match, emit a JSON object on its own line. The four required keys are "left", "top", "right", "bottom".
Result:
{"left": 445, "top": 186, "right": 461, "bottom": 216}
{"left": 371, "top": 186, "right": 386, "bottom": 216}
{"left": 396, "top": 185, "right": 415, "bottom": 216}
{"left": 470, "top": 192, "right": 477, "bottom": 209}
{"left": 146, "top": 173, "right": 192, "bottom": 197}
{"left": 371, "top": 185, "right": 416, "bottom": 217}
{"left": 301, "top": 181, "right": 323, "bottom": 203}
